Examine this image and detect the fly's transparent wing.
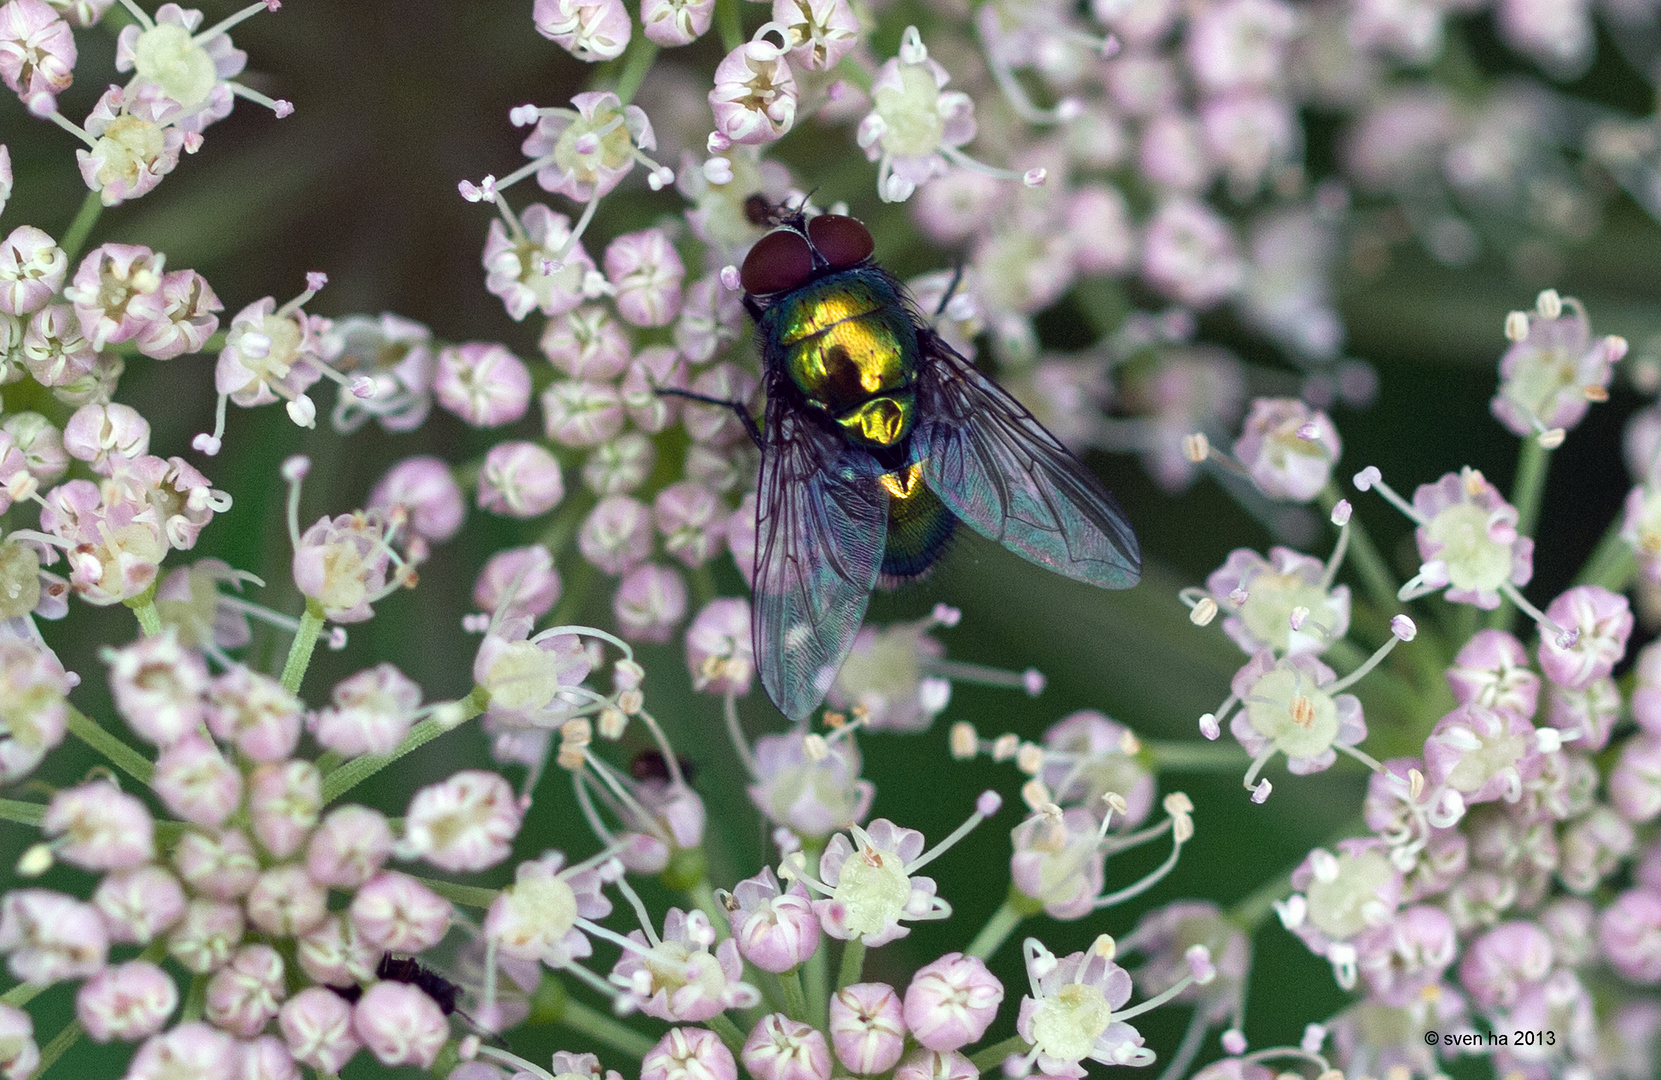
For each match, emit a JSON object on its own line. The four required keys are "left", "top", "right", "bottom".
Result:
{"left": 753, "top": 394, "right": 888, "bottom": 720}
{"left": 911, "top": 333, "right": 1140, "bottom": 589}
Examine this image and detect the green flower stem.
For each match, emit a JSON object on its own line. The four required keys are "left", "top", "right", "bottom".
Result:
{"left": 124, "top": 581, "right": 162, "bottom": 636}
{"left": 59, "top": 189, "right": 104, "bottom": 263}
{"left": 31, "top": 1018, "right": 83, "bottom": 1079}
{"left": 67, "top": 706, "right": 154, "bottom": 785}
{"left": 0, "top": 980, "right": 44, "bottom": 1009}
{"left": 614, "top": 38, "right": 660, "bottom": 105}
{"left": 778, "top": 968, "right": 809, "bottom": 1023}
{"left": 559, "top": 996, "right": 656, "bottom": 1059}
{"left": 1488, "top": 438, "right": 1551, "bottom": 631}
{"left": 715, "top": 0, "right": 744, "bottom": 52}
{"left": 0, "top": 799, "right": 44, "bottom": 828}
{"left": 320, "top": 687, "right": 487, "bottom": 804}
{"left": 836, "top": 938, "right": 866, "bottom": 989}
{"left": 411, "top": 875, "right": 500, "bottom": 910}
{"left": 803, "top": 921, "right": 829, "bottom": 1026}
{"left": 1577, "top": 515, "right": 1638, "bottom": 591}
{"left": 279, "top": 599, "right": 326, "bottom": 694}
{"left": 969, "top": 1034, "right": 1029, "bottom": 1073}
{"left": 1144, "top": 740, "right": 1250, "bottom": 773}
{"left": 706, "top": 1011, "right": 748, "bottom": 1054}
{"left": 966, "top": 896, "right": 1026, "bottom": 960}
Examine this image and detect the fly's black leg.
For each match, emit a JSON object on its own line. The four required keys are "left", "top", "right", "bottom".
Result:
{"left": 657, "top": 387, "right": 764, "bottom": 449}
{"left": 933, "top": 262, "right": 966, "bottom": 319}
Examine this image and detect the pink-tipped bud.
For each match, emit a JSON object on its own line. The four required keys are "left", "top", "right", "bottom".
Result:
{"left": 743, "top": 1014, "right": 833, "bottom": 1080}
{"left": 902, "top": 953, "right": 1004, "bottom": 1051}
{"left": 77, "top": 960, "right": 178, "bottom": 1042}
{"left": 829, "top": 982, "right": 906, "bottom": 1074}
{"left": 279, "top": 986, "right": 360, "bottom": 1074}
{"left": 354, "top": 981, "right": 449, "bottom": 1068}
{"left": 894, "top": 1049, "right": 978, "bottom": 1080}
{"left": 643, "top": 1028, "right": 738, "bottom": 1080}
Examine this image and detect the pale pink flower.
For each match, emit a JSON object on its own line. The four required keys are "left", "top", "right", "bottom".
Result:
{"left": 773, "top": 0, "right": 858, "bottom": 70}
{"left": 370, "top": 456, "right": 465, "bottom": 543}
{"left": 533, "top": 0, "right": 631, "bottom": 62}
{"left": 485, "top": 849, "right": 611, "bottom": 968}
{"left": 165, "top": 899, "right": 244, "bottom": 975}
{"left": 0, "top": 0, "right": 75, "bottom": 110}
{"left": 93, "top": 866, "right": 186, "bottom": 944}
{"left": 306, "top": 805, "right": 395, "bottom": 889}
{"left": 203, "top": 944, "right": 285, "bottom": 1037}
{"left": 521, "top": 91, "right": 655, "bottom": 201}
{"left": 606, "top": 228, "right": 685, "bottom": 327}
{"left": 0, "top": 225, "right": 66, "bottom": 316}
{"left": 435, "top": 342, "right": 532, "bottom": 426}
{"left": 154, "top": 735, "right": 242, "bottom": 827}
{"left": 350, "top": 872, "right": 452, "bottom": 954}
{"left": 401, "top": 769, "right": 524, "bottom": 872}
{"left": 483, "top": 205, "right": 600, "bottom": 322}
{"left": 857, "top": 27, "right": 974, "bottom": 202}
{"left": 245, "top": 863, "right": 328, "bottom": 937}
{"left": 75, "top": 82, "right": 189, "bottom": 205}
{"left": 125, "top": 1021, "right": 236, "bottom": 1080}
{"left": 132, "top": 268, "right": 220, "bottom": 359}
{"left": 611, "top": 907, "right": 761, "bottom": 1021}
{"left": 642, "top": 0, "right": 713, "bottom": 46}
{"left": 77, "top": 959, "right": 178, "bottom": 1042}
{"left": 172, "top": 829, "right": 259, "bottom": 901}
{"left": 829, "top": 982, "right": 906, "bottom": 1074}
{"left": 43, "top": 779, "right": 155, "bottom": 870}
{"left": 279, "top": 987, "right": 361, "bottom": 1074}
{"left": 309, "top": 664, "right": 421, "bottom": 758}
{"left": 541, "top": 303, "right": 632, "bottom": 378}
{"left": 0, "top": 889, "right": 108, "bottom": 984}
{"left": 292, "top": 511, "right": 395, "bottom": 623}
{"left": 710, "top": 35, "right": 797, "bottom": 146}
{"left": 206, "top": 666, "right": 303, "bottom": 762}
{"left": 354, "top": 981, "right": 450, "bottom": 1068}
{"left": 247, "top": 760, "right": 322, "bottom": 859}
{"left": 903, "top": 953, "right": 1003, "bottom": 1051}
{"left": 473, "top": 545, "right": 562, "bottom": 621}
{"left": 479, "top": 441, "right": 565, "bottom": 518}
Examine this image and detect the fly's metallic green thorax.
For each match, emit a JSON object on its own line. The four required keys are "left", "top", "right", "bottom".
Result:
{"left": 761, "top": 269, "right": 920, "bottom": 449}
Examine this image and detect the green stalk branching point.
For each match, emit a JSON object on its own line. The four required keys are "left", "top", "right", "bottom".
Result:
{"left": 319, "top": 687, "right": 486, "bottom": 804}
{"left": 124, "top": 581, "right": 162, "bottom": 637}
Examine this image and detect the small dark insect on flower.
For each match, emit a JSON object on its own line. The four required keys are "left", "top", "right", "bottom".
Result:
{"left": 377, "top": 953, "right": 462, "bottom": 1015}
{"left": 665, "top": 202, "right": 1141, "bottom": 721}
{"left": 630, "top": 748, "right": 698, "bottom": 785}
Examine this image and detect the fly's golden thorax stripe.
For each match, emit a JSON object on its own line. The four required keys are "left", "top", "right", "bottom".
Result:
{"left": 778, "top": 288, "right": 884, "bottom": 346}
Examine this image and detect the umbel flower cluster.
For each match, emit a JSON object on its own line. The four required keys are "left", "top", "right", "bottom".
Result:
{"left": 3, "top": 1, "right": 1661, "bottom": 1079}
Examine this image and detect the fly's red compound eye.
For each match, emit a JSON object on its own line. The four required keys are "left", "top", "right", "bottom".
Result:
{"left": 740, "top": 229, "right": 814, "bottom": 295}
{"left": 806, "top": 214, "right": 874, "bottom": 269}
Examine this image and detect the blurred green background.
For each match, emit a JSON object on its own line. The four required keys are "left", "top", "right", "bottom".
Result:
{"left": 4, "top": 2, "right": 1661, "bottom": 1077}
